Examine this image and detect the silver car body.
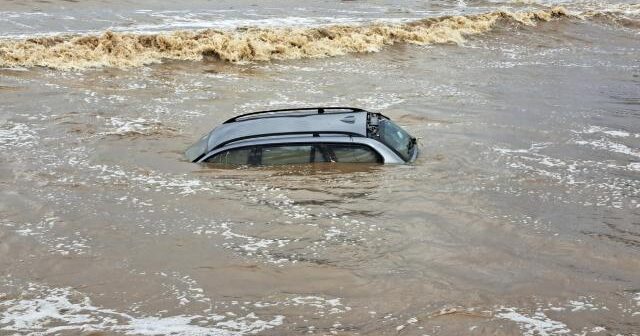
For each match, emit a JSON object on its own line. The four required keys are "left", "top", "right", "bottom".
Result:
{"left": 186, "top": 107, "right": 417, "bottom": 165}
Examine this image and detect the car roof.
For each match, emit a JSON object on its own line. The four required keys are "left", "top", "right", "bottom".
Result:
{"left": 206, "top": 107, "right": 370, "bottom": 152}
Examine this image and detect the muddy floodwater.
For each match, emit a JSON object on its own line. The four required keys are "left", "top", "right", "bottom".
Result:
{"left": 1, "top": 0, "right": 639, "bottom": 335}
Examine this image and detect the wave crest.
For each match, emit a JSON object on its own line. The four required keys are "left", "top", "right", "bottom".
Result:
{"left": 0, "top": 7, "right": 568, "bottom": 70}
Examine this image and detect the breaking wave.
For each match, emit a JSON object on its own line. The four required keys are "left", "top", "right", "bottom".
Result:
{"left": 0, "top": 7, "right": 570, "bottom": 70}
{"left": 580, "top": 3, "right": 640, "bottom": 29}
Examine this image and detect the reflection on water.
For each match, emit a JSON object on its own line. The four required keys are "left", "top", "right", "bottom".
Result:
{"left": 1, "top": 0, "right": 640, "bottom": 335}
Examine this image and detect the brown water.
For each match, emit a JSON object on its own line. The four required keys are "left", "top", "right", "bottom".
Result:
{"left": 1, "top": 0, "right": 639, "bottom": 335}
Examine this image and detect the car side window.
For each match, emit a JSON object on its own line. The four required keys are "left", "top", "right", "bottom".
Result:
{"left": 260, "top": 145, "right": 313, "bottom": 165}
{"left": 320, "top": 143, "right": 382, "bottom": 163}
{"left": 205, "top": 147, "right": 252, "bottom": 165}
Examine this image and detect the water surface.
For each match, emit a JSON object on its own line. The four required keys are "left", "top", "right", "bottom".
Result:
{"left": 1, "top": 0, "right": 639, "bottom": 335}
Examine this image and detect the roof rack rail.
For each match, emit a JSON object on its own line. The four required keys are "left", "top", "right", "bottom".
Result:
{"left": 223, "top": 107, "right": 366, "bottom": 124}
{"left": 213, "top": 131, "right": 363, "bottom": 150}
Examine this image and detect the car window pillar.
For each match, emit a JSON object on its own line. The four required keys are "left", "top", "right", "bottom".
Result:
{"left": 248, "top": 147, "right": 261, "bottom": 165}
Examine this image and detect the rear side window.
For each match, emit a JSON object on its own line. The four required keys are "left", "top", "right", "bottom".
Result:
{"left": 320, "top": 143, "right": 382, "bottom": 163}
{"left": 205, "top": 147, "right": 252, "bottom": 165}
{"left": 261, "top": 145, "right": 313, "bottom": 165}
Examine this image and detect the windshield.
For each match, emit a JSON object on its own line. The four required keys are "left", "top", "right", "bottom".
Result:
{"left": 379, "top": 120, "right": 415, "bottom": 162}
{"left": 185, "top": 134, "right": 209, "bottom": 162}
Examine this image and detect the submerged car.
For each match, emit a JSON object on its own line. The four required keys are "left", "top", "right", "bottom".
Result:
{"left": 186, "top": 107, "right": 417, "bottom": 165}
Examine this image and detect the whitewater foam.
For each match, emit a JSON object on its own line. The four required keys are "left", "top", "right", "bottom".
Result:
{"left": 0, "top": 283, "right": 284, "bottom": 335}
{"left": 0, "top": 7, "right": 568, "bottom": 70}
{"left": 496, "top": 307, "right": 570, "bottom": 336}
